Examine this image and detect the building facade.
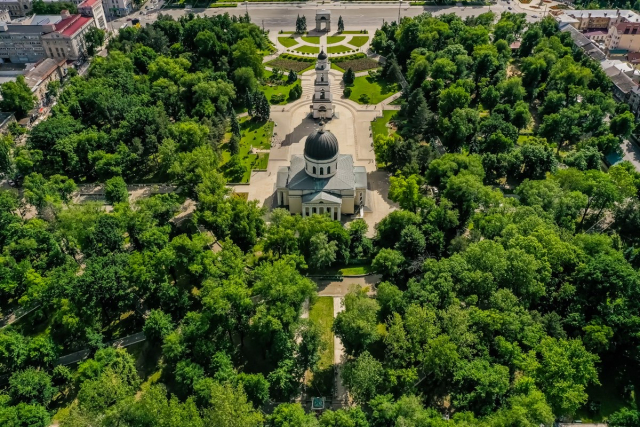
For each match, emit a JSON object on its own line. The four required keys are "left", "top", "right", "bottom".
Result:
{"left": 276, "top": 125, "right": 367, "bottom": 218}
{"left": 23, "top": 57, "right": 67, "bottom": 107}
{"left": 0, "top": 0, "right": 32, "bottom": 18}
{"left": 311, "top": 50, "right": 333, "bottom": 119}
{"left": 41, "top": 11, "right": 95, "bottom": 61}
{"left": 102, "top": 0, "right": 132, "bottom": 18}
{"left": 78, "top": 0, "right": 106, "bottom": 30}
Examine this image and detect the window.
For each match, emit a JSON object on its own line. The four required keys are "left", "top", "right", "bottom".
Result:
{"left": 320, "top": 167, "right": 324, "bottom": 175}
{"left": 327, "top": 166, "right": 330, "bottom": 174}
{"left": 313, "top": 166, "right": 316, "bottom": 174}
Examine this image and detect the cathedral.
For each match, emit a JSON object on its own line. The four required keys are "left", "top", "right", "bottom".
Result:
{"left": 275, "top": 51, "right": 367, "bottom": 218}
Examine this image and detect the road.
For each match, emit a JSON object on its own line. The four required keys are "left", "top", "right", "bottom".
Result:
{"left": 109, "top": 0, "right": 540, "bottom": 33}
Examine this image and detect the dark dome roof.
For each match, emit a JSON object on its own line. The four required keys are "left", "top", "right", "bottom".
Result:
{"left": 318, "top": 50, "right": 327, "bottom": 60}
{"left": 304, "top": 128, "right": 339, "bottom": 161}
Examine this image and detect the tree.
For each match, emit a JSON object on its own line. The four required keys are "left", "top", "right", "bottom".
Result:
{"left": 253, "top": 91, "right": 270, "bottom": 121}
{"left": 295, "top": 15, "right": 307, "bottom": 33}
{"left": 338, "top": 16, "right": 345, "bottom": 33}
{"left": 143, "top": 309, "right": 174, "bottom": 343}
{"left": 341, "top": 351, "right": 384, "bottom": 405}
{"left": 230, "top": 113, "right": 241, "bottom": 138}
{"left": 85, "top": 27, "right": 106, "bottom": 56}
{"left": 229, "top": 134, "right": 241, "bottom": 156}
{"left": 267, "top": 403, "right": 318, "bottom": 427}
{"left": 372, "top": 248, "right": 405, "bottom": 280}
{"left": 333, "top": 288, "right": 380, "bottom": 355}
{"left": 610, "top": 110, "right": 635, "bottom": 139}
{"left": 343, "top": 68, "right": 355, "bottom": 86}
{"left": 0, "top": 76, "right": 35, "bottom": 118}
{"left": 609, "top": 408, "right": 640, "bottom": 427}
{"left": 309, "top": 232, "right": 338, "bottom": 270}
{"left": 343, "top": 87, "right": 352, "bottom": 98}
{"left": 389, "top": 174, "right": 421, "bottom": 212}
{"left": 289, "top": 84, "right": 302, "bottom": 101}
{"left": 9, "top": 368, "right": 55, "bottom": 407}
{"left": 104, "top": 176, "right": 129, "bottom": 205}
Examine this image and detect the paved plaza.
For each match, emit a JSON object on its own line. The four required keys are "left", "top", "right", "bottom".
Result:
{"left": 233, "top": 56, "right": 398, "bottom": 235}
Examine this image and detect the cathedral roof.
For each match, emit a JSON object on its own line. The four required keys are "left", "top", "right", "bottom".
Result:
{"left": 285, "top": 155, "right": 355, "bottom": 191}
{"left": 304, "top": 127, "right": 338, "bottom": 161}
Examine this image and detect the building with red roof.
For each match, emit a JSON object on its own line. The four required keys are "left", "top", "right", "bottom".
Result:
{"left": 78, "top": 0, "right": 107, "bottom": 30}
{"left": 41, "top": 10, "right": 95, "bottom": 61}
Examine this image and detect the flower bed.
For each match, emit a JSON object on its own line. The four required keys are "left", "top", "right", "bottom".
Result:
{"left": 333, "top": 58, "right": 379, "bottom": 72}
{"left": 267, "top": 57, "right": 314, "bottom": 72}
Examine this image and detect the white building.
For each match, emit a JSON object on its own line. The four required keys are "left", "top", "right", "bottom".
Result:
{"left": 78, "top": 0, "right": 106, "bottom": 30}
{"left": 102, "top": 0, "right": 132, "bottom": 18}
{"left": 311, "top": 50, "right": 333, "bottom": 119}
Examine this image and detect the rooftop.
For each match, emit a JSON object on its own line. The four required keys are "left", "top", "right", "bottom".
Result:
{"left": 280, "top": 154, "right": 356, "bottom": 191}
{"left": 566, "top": 9, "right": 639, "bottom": 19}
{"left": 23, "top": 58, "right": 64, "bottom": 89}
{"left": 78, "top": 0, "right": 99, "bottom": 6}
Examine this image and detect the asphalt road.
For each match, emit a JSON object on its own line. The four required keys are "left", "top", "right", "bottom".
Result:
{"left": 109, "top": 0, "right": 539, "bottom": 33}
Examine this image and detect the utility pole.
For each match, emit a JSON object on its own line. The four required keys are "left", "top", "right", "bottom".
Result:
{"left": 245, "top": 0, "right": 248, "bottom": 14}
{"left": 262, "top": 19, "right": 264, "bottom": 32}
{"left": 398, "top": 0, "right": 402, "bottom": 23}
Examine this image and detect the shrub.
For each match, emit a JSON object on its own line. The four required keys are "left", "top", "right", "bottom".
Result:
{"left": 359, "top": 93, "right": 370, "bottom": 104}
{"left": 344, "top": 87, "right": 352, "bottom": 98}
{"left": 104, "top": 176, "right": 128, "bottom": 204}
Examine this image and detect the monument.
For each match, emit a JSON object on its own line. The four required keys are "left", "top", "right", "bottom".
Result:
{"left": 315, "top": 9, "right": 331, "bottom": 32}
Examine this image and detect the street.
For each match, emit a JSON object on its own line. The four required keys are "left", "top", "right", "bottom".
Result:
{"left": 108, "top": 0, "right": 541, "bottom": 33}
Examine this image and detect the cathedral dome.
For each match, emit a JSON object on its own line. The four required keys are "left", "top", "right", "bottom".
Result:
{"left": 304, "top": 128, "right": 338, "bottom": 161}
{"left": 318, "top": 50, "right": 327, "bottom": 60}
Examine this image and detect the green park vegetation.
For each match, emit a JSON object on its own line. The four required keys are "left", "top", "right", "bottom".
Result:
{"left": 342, "top": 30, "right": 367, "bottom": 34}
{"left": 372, "top": 110, "right": 398, "bottom": 140}
{"left": 339, "top": 264, "right": 373, "bottom": 275}
{"left": 327, "top": 44, "right": 355, "bottom": 54}
{"left": 277, "top": 36, "right": 298, "bottom": 47}
{"left": 2, "top": 9, "right": 640, "bottom": 427}
{"left": 327, "top": 35, "right": 346, "bottom": 44}
{"left": 301, "top": 35, "right": 320, "bottom": 44}
{"left": 308, "top": 297, "right": 335, "bottom": 370}
{"left": 221, "top": 117, "right": 273, "bottom": 182}
{"left": 261, "top": 69, "right": 302, "bottom": 105}
{"left": 293, "top": 45, "right": 320, "bottom": 54}
{"left": 348, "top": 75, "right": 399, "bottom": 104}
{"left": 348, "top": 35, "right": 370, "bottom": 47}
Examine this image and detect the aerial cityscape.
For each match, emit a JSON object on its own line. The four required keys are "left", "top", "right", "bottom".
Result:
{"left": 2, "top": 0, "right": 640, "bottom": 425}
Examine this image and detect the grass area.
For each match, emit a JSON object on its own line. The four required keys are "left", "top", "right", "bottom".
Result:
{"left": 348, "top": 76, "right": 399, "bottom": 105}
{"left": 261, "top": 74, "right": 301, "bottom": 105}
{"left": 372, "top": 110, "right": 398, "bottom": 140}
{"left": 221, "top": 117, "right": 273, "bottom": 182}
{"left": 327, "top": 44, "right": 355, "bottom": 54}
{"left": 327, "top": 35, "right": 345, "bottom": 44}
{"left": 339, "top": 265, "right": 373, "bottom": 275}
{"left": 331, "top": 62, "right": 345, "bottom": 72}
{"left": 301, "top": 36, "right": 320, "bottom": 44}
{"left": 308, "top": 297, "right": 334, "bottom": 370}
{"left": 342, "top": 30, "right": 367, "bottom": 34}
{"left": 348, "top": 36, "right": 369, "bottom": 47}
{"left": 278, "top": 36, "right": 298, "bottom": 48}
{"left": 293, "top": 45, "right": 320, "bottom": 54}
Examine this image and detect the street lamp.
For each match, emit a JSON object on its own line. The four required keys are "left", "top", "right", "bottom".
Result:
{"left": 398, "top": 0, "right": 402, "bottom": 23}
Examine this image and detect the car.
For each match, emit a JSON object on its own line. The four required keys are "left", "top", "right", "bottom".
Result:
{"left": 532, "top": 14, "right": 538, "bottom": 18}
{"left": 508, "top": 6, "right": 512, "bottom": 9}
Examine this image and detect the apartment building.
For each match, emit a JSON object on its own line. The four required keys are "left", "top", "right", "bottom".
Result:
{"left": 0, "top": 0, "right": 32, "bottom": 18}
{"left": 78, "top": 0, "right": 106, "bottom": 30}
{"left": 607, "top": 20, "right": 640, "bottom": 52}
{"left": 41, "top": 10, "right": 94, "bottom": 61}
{"left": 102, "top": 0, "right": 132, "bottom": 18}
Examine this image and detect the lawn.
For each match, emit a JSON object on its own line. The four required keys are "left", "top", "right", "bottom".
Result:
{"left": 331, "top": 62, "right": 345, "bottom": 72}
{"left": 339, "top": 265, "right": 372, "bottom": 275}
{"left": 372, "top": 110, "right": 398, "bottom": 140}
{"left": 348, "top": 76, "right": 399, "bottom": 105}
{"left": 221, "top": 118, "right": 273, "bottom": 182}
{"left": 342, "top": 30, "right": 366, "bottom": 34}
{"left": 278, "top": 36, "right": 298, "bottom": 48}
{"left": 301, "top": 36, "right": 320, "bottom": 44}
{"left": 308, "top": 297, "right": 334, "bottom": 370}
{"left": 294, "top": 45, "right": 320, "bottom": 54}
{"left": 261, "top": 72, "right": 301, "bottom": 105}
{"left": 327, "top": 35, "right": 345, "bottom": 44}
{"left": 348, "top": 36, "right": 369, "bottom": 47}
{"left": 327, "top": 45, "right": 354, "bottom": 54}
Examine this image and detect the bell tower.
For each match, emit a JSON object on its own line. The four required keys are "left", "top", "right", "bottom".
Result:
{"left": 312, "top": 49, "right": 334, "bottom": 119}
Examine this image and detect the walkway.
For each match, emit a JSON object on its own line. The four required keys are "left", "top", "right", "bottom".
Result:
{"left": 332, "top": 296, "right": 348, "bottom": 408}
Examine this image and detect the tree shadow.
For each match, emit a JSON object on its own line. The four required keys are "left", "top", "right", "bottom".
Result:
{"left": 308, "top": 366, "right": 334, "bottom": 397}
